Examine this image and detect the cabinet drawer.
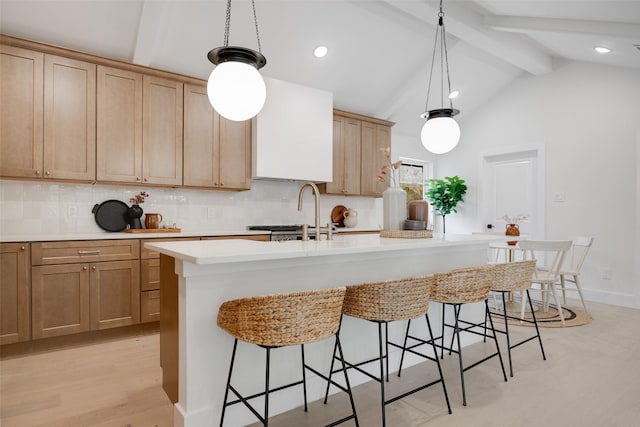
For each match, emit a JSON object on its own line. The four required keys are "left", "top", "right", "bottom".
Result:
{"left": 141, "top": 290, "right": 160, "bottom": 323}
{"left": 32, "top": 240, "right": 139, "bottom": 265}
{"left": 141, "top": 237, "right": 198, "bottom": 259}
{"left": 141, "top": 258, "right": 160, "bottom": 291}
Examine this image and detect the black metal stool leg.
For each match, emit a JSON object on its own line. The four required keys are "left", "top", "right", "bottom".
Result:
{"left": 385, "top": 322, "right": 390, "bottom": 382}
{"left": 397, "top": 319, "right": 412, "bottom": 377}
{"left": 335, "top": 334, "right": 360, "bottom": 427}
{"left": 485, "top": 300, "right": 508, "bottom": 382}
{"left": 323, "top": 324, "right": 341, "bottom": 404}
{"left": 378, "top": 322, "right": 387, "bottom": 427}
{"left": 453, "top": 305, "right": 467, "bottom": 406}
{"left": 425, "top": 314, "right": 452, "bottom": 414}
{"left": 440, "top": 303, "right": 446, "bottom": 359}
{"left": 528, "top": 289, "right": 547, "bottom": 360}
{"left": 501, "top": 292, "right": 514, "bottom": 377}
{"left": 264, "top": 347, "right": 271, "bottom": 427}
{"left": 301, "top": 344, "right": 308, "bottom": 412}
{"left": 220, "top": 338, "right": 238, "bottom": 427}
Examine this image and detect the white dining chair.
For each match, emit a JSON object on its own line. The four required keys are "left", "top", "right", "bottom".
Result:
{"left": 559, "top": 237, "right": 594, "bottom": 313}
{"left": 518, "top": 240, "right": 572, "bottom": 325}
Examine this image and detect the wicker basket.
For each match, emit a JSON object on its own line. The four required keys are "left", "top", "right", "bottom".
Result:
{"left": 217, "top": 287, "right": 346, "bottom": 347}
{"left": 490, "top": 260, "right": 536, "bottom": 292}
{"left": 380, "top": 229, "right": 433, "bottom": 239}
{"left": 343, "top": 276, "right": 434, "bottom": 322}
{"left": 431, "top": 265, "right": 493, "bottom": 304}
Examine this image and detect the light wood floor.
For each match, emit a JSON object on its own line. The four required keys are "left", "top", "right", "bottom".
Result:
{"left": 2, "top": 300, "right": 639, "bottom": 427}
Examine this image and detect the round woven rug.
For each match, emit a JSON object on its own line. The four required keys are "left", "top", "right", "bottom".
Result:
{"left": 490, "top": 302, "right": 592, "bottom": 328}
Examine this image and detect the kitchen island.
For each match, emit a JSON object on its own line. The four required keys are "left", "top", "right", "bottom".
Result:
{"left": 146, "top": 233, "right": 504, "bottom": 427}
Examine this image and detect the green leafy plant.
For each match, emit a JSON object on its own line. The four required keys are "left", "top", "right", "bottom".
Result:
{"left": 426, "top": 176, "right": 467, "bottom": 233}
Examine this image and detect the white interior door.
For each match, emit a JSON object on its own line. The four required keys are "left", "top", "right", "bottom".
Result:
{"left": 480, "top": 148, "right": 545, "bottom": 240}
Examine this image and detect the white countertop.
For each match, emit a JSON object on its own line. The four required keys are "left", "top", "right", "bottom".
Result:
{"left": 145, "top": 233, "right": 506, "bottom": 265}
{"left": 0, "top": 229, "right": 270, "bottom": 243}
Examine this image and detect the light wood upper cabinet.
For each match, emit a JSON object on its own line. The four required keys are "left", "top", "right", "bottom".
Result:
{"left": 97, "top": 65, "right": 143, "bottom": 183}
{"left": 322, "top": 110, "right": 394, "bottom": 197}
{"left": 183, "top": 84, "right": 251, "bottom": 190}
{"left": 0, "top": 243, "right": 31, "bottom": 345}
{"left": 360, "top": 121, "right": 390, "bottom": 197}
{"left": 97, "top": 70, "right": 183, "bottom": 185}
{"left": 325, "top": 115, "right": 361, "bottom": 195}
{"left": 142, "top": 75, "right": 183, "bottom": 186}
{"left": 0, "top": 47, "right": 95, "bottom": 181}
{"left": 43, "top": 55, "right": 96, "bottom": 180}
{"left": 0, "top": 45, "right": 44, "bottom": 178}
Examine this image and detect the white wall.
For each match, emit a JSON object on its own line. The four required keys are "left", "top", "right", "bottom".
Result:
{"left": 399, "top": 61, "right": 640, "bottom": 308}
{"left": 0, "top": 180, "right": 383, "bottom": 237}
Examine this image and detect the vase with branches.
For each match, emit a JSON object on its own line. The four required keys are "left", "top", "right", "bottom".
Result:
{"left": 377, "top": 147, "right": 406, "bottom": 230}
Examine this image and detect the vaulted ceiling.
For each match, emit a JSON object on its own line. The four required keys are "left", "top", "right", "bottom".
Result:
{"left": 2, "top": 0, "right": 639, "bottom": 136}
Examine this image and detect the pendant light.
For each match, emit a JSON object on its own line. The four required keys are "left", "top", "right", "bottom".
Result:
{"left": 207, "top": 0, "right": 267, "bottom": 122}
{"left": 420, "top": 0, "right": 460, "bottom": 154}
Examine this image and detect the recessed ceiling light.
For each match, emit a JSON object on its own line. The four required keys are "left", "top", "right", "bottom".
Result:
{"left": 313, "top": 46, "right": 328, "bottom": 58}
{"left": 448, "top": 90, "right": 459, "bottom": 99}
{"left": 595, "top": 46, "right": 612, "bottom": 54}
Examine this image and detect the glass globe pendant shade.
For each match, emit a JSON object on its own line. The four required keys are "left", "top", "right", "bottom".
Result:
{"left": 207, "top": 61, "right": 266, "bottom": 122}
{"left": 420, "top": 115, "right": 460, "bottom": 154}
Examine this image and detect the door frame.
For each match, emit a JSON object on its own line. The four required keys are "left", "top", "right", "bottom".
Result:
{"left": 477, "top": 143, "right": 546, "bottom": 239}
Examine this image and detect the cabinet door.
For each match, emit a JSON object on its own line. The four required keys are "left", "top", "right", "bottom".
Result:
{"left": 32, "top": 263, "right": 90, "bottom": 339}
{"left": 43, "top": 55, "right": 96, "bottom": 180}
{"left": 0, "top": 243, "right": 31, "bottom": 345}
{"left": 142, "top": 75, "right": 183, "bottom": 185}
{"left": 90, "top": 260, "right": 140, "bottom": 330}
{"left": 0, "top": 45, "right": 44, "bottom": 178}
{"left": 342, "top": 117, "right": 362, "bottom": 195}
{"left": 96, "top": 65, "right": 143, "bottom": 183}
{"left": 183, "top": 83, "right": 217, "bottom": 187}
{"left": 325, "top": 116, "right": 348, "bottom": 194}
{"left": 218, "top": 116, "right": 251, "bottom": 190}
{"left": 361, "top": 122, "right": 390, "bottom": 197}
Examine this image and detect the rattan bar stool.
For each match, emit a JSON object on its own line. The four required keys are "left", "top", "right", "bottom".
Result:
{"left": 324, "top": 276, "right": 451, "bottom": 427}
{"left": 400, "top": 265, "right": 507, "bottom": 406}
{"left": 217, "top": 287, "right": 359, "bottom": 427}
{"left": 486, "top": 260, "right": 545, "bottom": 377}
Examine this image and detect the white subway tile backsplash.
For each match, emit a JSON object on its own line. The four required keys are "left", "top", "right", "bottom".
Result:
{"left": 0, "top": 179, "right": 383, "bottom": 237}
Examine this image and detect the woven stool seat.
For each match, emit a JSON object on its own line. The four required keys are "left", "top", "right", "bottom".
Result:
{"left": 218, "top": 287, "right": 345, "bottom": 347}
{"left": 343, "top": 275, "right": 433, "bottom": 322}
{"left": 431, "top": 265, "right": 493, "bottom": 304}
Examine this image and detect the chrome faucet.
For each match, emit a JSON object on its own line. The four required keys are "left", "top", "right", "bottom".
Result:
{"left": 298, "top": 182, "right": 321, "bottom": 241}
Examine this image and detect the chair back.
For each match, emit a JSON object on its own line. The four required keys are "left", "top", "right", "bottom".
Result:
{"left": 490, "top": 260, "right": 537, "bottom": 292}
{"left": 343, "top": 276, "right": 434, "bottom": 322}
{"left": 217, "top": 287, "right": 346, "bottom": 347}
{"left": 562, "top": 237, "right": 594, "bottom": 274}
{"left": 518, "top": 240, "right": 572, "bottom": 283}
{"left": 431, "top": 265, "right": 493, "bottom": 304}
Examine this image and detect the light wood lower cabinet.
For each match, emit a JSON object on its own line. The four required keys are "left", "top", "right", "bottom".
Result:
{"left": 32, "top": 263, "right": 90, "bottom": 339}
{"left": 0, "top": 243, "right": 31, "bottom": 345}
{"left": 31, "top": 260, "right": 140, "bottom": 339}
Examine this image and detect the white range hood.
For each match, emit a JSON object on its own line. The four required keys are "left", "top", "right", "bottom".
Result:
{"left": 252, "top": 77, "right": 333, "bottom": 182}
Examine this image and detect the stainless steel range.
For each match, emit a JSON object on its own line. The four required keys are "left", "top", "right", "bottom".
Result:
{"left": 248, "top": 225, "right": 333, "bottom": 241}
{"left": 247, "top": 225, "right": 307, "bottom": 241}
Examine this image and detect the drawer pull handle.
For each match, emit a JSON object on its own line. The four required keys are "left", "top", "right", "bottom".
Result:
{"left": 78, "top": 250, "right": 101, "bottom": 255}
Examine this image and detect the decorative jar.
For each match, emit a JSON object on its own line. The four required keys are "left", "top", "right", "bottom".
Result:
{"left": 383, "top": 186, "right": 407, "bottom": 231}
{"left": 505, "top": 223, "right": 520, "bottom": 246}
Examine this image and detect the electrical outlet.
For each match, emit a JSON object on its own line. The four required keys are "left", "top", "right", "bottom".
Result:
{"left": 553, "top": 192, "right": 565, "bottom": 202}
{"left": 67, "top": 205, "right": 78, "bottom": 218}
{"left": 207, "top": 207, "right": 216, "bottom": 218}
{"left": 601, "top": 268, "right": 612, "bottom": 280}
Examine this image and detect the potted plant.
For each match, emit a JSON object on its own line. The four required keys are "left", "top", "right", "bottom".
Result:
{"left": 426, "top": 176, "right": 467, "bottom": 234}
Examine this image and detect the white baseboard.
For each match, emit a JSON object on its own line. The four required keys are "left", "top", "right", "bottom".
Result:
{"left": 582, "top": 288, "right": 640, "bottom": 309}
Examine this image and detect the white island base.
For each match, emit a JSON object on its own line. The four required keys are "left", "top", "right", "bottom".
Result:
{"left": 146, "top": 233, "right": 503, "bottom": 427}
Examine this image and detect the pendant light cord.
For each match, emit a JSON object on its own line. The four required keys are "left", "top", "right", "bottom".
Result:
{"left": 423, "top": 0, "right": 455, "bottom": 113}
{"left": 222, "top": 0, "right": 262, "bottom": 54}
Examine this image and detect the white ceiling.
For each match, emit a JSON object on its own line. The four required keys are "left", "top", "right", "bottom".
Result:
{"left": 2, "top": 0, "right": 639, "bottom": 136}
